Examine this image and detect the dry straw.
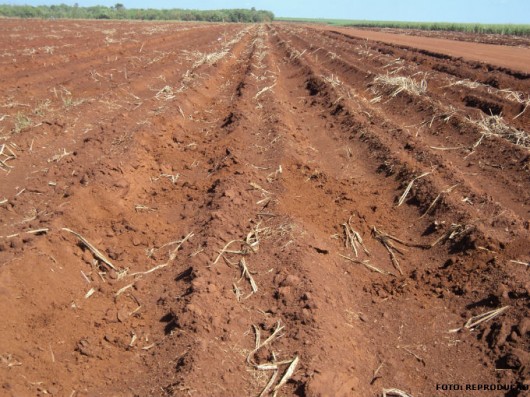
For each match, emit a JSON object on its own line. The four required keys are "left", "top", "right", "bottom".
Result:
{"left": 154, "top": 85, "right": 175, "bottom": 101}
{"left": 419, "top": 183, "right": 459, "bottom": 218}
{"left": 339, "top": 254, "right": 390, "bottom": 276}
{"left": 445, "top": 79, "right": 482, "bottom": 89}
{"left": 371, "top": 227, "right": 408, "bottom": 275}
{"left": 130, "top": 232, "right": 194, "bottom": 277}
{"left": 428, "top": 223, "right": 471, "bottom": 248}
{"left": 212, "top": 239, "right": 250, "bottom": 266}
{"left": 373, "top": 74, "right": 427, "bottom": 98}
{"left": 510, "top": 260, "right": 529, "bottom": 267}
{"left": 62, "top": 228, "right": 117, "bottom": 271}
{"left": 500, "top": 89, "right": 530, "bottom": 119}
{"left": 397, "top": 172, "right": 431, "bottom": 207}
{"left": 255, "top": 83, "right": 277, "bottom": 100}
{"left": 0, "top": 143, "right": 16, "bottom": 171}
{"left": 383, "top": 389, "right": 415, "bottom": 397}
{"left": 247, "top": 321, "right": 299, "bottom": 397}
{"left": 476, "top": 114, "right": 529, "bottom": 148}
{"left": 238, "top": 258, "right": 258, "bottom": 298}
{"left": 342, "top": 216, "right": 369, "bottom": 257}
{"left": 449, "top": 306, "right": 510, "bottom": 333}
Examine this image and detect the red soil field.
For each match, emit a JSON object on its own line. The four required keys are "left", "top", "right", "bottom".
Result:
{"left": 0, "top": 19, "right": 529, "bottom": 397}
{"left": 349, "top": 27, "right": 530, "bottom": 49}
{"left": 312, "top": 26, "right": 530, "bottom": 73}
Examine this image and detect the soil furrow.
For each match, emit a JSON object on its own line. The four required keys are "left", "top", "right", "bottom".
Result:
{"left": 273, "top": 26, "right": 529, "bottom": 227}
{"left": 0, "top": 20, "right": 528, "bottom": 397}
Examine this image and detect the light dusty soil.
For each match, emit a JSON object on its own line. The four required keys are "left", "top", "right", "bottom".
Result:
{"left": 0, "top": 19, "right": 529, "bottom": 397}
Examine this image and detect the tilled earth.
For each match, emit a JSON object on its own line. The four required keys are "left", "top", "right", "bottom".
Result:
{"left": 344, "top": 27, "right": 530, "bottom": 48}
{"left": 0, "top": 20, "right": 529, "bottom": 397}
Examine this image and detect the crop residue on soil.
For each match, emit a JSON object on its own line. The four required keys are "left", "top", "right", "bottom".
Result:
{"left": 0, "top": 19, "right": 529, "bottom": 397}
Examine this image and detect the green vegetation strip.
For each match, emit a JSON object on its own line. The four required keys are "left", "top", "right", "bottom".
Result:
{"left": 276, "top": 17, "right": 530, "bottom": 36}
{"left": 0, "top": 4, "right": 274, "bottom": 22}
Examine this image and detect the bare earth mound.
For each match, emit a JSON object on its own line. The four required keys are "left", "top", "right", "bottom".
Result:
{"left": 0, "top": 19, "right": 529, "bottom": 397}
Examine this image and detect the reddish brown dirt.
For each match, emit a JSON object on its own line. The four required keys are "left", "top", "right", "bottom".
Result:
{"left": 343, "top": 27, "right": 530, "bottom": 49}
{"left": 308, "top": 25, "right": 530, "bottom": 74}
{"left": 0, "top": 20, "right": 529, "bottom": 397}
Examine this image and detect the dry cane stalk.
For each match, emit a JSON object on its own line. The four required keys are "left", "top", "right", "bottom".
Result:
{"left": 339, "top": 254, "right": 390, "bottom": 275}
{"left": 383, "top": 388, "right": 414, "bottom": 397}
{"left": 419, "top": 184, "right": 459, "bottom": 218}
{"left": 397, "top": 172, "right": 431, "bottom": 207}
{"left": 130, "top": 232, "right": 193, "bottom": 277}
{"left": 342, "top": 216, "right": 369, "bottom": 257}
{"left": 239, "top": 258, "right": 258, "bottom": 298}
{"left": 449, "top": 306, "right": 510, "bottom": 333}
{"left": 62, "top": 227, "right": 116, "bottom": 271}
{"left": 371, "top": 227, "right": 406, "bottom": 275}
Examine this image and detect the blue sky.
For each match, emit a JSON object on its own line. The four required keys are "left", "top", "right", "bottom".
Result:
{"left": 5, "top": 0, "right": 530, "bottom": 23}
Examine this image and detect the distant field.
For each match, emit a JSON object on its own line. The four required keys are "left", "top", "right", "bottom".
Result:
{"left": 276, "top": 17, "right": 530, "bottom": 36}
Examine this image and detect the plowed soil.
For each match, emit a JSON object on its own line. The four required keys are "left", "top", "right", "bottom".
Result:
{"left": 311, "top": 26, "right": 530, "bottom": 73}
{"left": 0, "top": 20, "right": 529, "bottom": 397}
{"left": 343, "top": 27, "right": 530, "bottom": 49}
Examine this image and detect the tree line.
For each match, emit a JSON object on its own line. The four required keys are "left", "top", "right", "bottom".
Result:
{"left": 0, "top": 4, "right": 275, "bottom": 22}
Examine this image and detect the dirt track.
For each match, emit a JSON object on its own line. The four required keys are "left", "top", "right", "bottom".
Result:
{"left": 0, "top": 20, "right": 529, "bottom": 397}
